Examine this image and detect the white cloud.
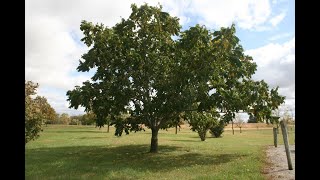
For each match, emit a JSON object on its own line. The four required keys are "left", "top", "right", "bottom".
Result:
{"left": 246, "top": 37, "right": 294, "bottom": 67}
{"left": 245, "top": 37, "right": 295, "bottom": 112}
{"left": 272, "top": 0, "right": 289, "bottom": 4}
{"left": 158, "top": 0, "right": 274, "bottom": 30}
{"left": 25, "top": 14, "right": 90, "bottom": 90}
{"left": 25, "top": 0, "right": 161, "bottom": 93}
{"left": 160, "top": 0, "right": 286, "bottom": 31}
{"left": 269, "top": 12, "right": 286, "bottom": 27}
{"left": 26, "top": 0, "right": 131, "bottom": 114}
{"left": 269, "top": 32, "right": 291, "bottom": 41}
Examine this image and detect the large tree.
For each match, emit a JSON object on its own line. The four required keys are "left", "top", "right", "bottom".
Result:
{"left": 67, "top": 3, "right": 284, "bottom": 153}
{"left": 25, "top": 81, "right": 56, "bottom": 144}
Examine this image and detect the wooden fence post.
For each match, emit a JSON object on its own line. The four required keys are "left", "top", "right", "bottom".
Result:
{"left": 280, "top": 121, "right": 293, "bottom": 170}
{"left": 273, "top": 127, "right": 277, "bottom": 147}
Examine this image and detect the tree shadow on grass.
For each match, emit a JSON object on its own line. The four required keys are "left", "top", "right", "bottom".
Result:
{"left": 207, "top": 136, "right": 223, "bottom": 139}
{"left": 26, "top": 144, "right": 247, "bottom": 179}
{"left": 47, "top": 130, "right": 108, "bottom": 133}
{"left": 77, "top": 136, "right": 109, "bottom": 139}
{"left": 189, "top": 136, "right": 221, "bottom": 139}
{"left": 170, "top": 139, "right": 201, "bottom": 142}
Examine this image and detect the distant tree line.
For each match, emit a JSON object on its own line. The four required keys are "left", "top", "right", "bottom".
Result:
{"left": 45, "top": 112, "right": 98, "bottom": 126}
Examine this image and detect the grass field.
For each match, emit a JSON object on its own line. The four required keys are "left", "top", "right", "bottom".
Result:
{"left": 25, "top": 125, "right": 295, "bottom": 180}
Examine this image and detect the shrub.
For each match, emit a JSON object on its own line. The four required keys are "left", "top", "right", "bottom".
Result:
{"left": 210, "top": 120, "right": 225, "bottom": 138}
{"left": 186, "top": 111, "right": 219, "bottom": 141}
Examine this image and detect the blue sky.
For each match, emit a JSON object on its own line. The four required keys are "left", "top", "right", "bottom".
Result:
{"left": 26, "top": 0, "right": 295, "bottom": 118}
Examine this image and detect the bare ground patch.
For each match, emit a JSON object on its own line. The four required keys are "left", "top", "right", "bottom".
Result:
{"left": 263, "top": 145, "right": 295, "bottom": 180}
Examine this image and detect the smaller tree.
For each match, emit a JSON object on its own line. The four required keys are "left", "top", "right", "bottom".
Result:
{"left": 209, "top": 120, "right": 226, "bottom": 138}
{"left": 231, "top": 120, "right": 235, "bottom": 135}
{"left": 234, "top": 114, "right": 244, "bottom": 133}
{"left": 80, "top": 112, "right": 96, "bottom": 125}
{"left": 163, "top": 113, "right": 185, "bottom": 134}
{"left": 46, "top": 113, "right": 60, "bottom": 124}
{"left": 59, "top": 113, "right": 70, "bottom": 125}
{"left": 186, "top": 110, "right": 220, "bottom": 141}
{"left": 25, "top": 81, "right": 56, "bottom": 144}
{"left": 69, "top": 115, "right": 81, "bottom": 125}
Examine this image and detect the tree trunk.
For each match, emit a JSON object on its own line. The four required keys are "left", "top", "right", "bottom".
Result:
{"left": 150, "top": 128, "right": 159, "bottom": 153}
{"left": 273, "top": 127, "right": 277, "bottom": 147}
{"left": 199, "top": 131, "right": 206, "bottom": 141}
{"left": 232, "top": 121, "right": 234, "bottom": 135}
{"left": 107, "top": 121, "right": 110, "bottom": 133}
{"left": 175, "top": 125, "right": 178, "bottom": 134}
{"left": 240, "top": 127, "right": 242, "bottom": 133}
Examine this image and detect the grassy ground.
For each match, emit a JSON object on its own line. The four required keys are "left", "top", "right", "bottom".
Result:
{"left": 25, "top": 125, "right": 295, "bottom": 180}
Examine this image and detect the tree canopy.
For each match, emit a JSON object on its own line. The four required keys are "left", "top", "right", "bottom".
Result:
{"left": 25, "top": 80, "right": 56, "bottom": 144}
{"left": 67, "top": 3, "right": 285, "bottom": 152}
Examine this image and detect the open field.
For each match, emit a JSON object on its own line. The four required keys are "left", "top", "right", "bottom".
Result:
{"left": 25, "top": 125, "right": 295, "bottom": 179}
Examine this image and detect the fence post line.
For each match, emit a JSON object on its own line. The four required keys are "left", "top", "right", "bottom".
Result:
{"left": 273, "top": 127, "right": 277, "bottom": 147}
{"left": 280, "top": 121, "right": 293, "bottom": 170}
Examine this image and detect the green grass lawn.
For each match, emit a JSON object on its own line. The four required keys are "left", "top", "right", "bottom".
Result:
{"left": 25, "top": 125, "right": 295, "bottom": 180}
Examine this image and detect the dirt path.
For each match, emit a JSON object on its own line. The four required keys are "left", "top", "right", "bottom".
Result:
{"left": 264, "top": 145, "right": 295, "bottom": 180}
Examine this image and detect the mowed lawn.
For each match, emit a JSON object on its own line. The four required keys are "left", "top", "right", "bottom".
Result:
{"left": 25, "top": 125, "right": 295, "bottom": 180}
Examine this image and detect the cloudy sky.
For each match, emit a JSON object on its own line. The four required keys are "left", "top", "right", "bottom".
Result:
{"left": 26, "top": 0, "right": 295, "bottom": 117}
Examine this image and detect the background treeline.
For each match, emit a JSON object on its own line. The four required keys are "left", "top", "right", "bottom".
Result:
{"left": 45, "top": 112, "right": 97, "bottom": 125}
